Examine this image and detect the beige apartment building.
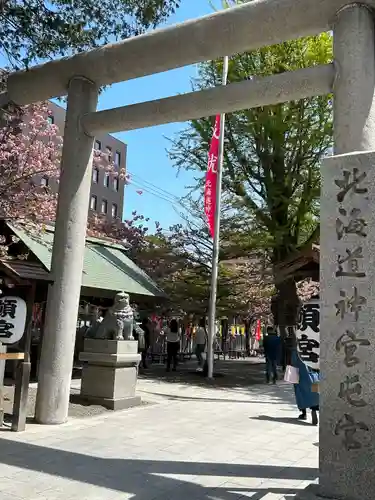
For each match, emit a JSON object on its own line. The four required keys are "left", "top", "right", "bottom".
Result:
{"left": 45, "top": 101, "right": 126, "bottom": 220}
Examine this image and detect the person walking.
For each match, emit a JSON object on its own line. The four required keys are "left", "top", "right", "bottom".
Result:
{"left": 263, "top": 326, "right": 281, "bottom": 384}
{"left": 290, "top": 347, "right": 320, "bottom": 426}
{"left": 132, "top": 319, "right": 147, "bottom": 369}
{"left": 195, "top": 318, "right": 207, "bottom": 372}
{"left": 139, "top": 317, "right": 151, "bottom": 369}
{"left": 166, "top": 319, "right": 180, "bottom": 372}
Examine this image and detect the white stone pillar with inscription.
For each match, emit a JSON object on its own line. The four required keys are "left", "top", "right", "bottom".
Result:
{"left": 303, "top": 150, "right": 375, "bottom": 500}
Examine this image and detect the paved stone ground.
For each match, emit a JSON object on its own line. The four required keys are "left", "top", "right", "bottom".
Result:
{"left": 0, "top": 359, "right": 318, "bottom": 500}
{"left": 1, "top": 357, "right": 269, "bottom": 420}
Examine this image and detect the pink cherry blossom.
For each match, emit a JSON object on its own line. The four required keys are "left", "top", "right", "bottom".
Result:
{"left": 0, "top": 102, "right": 62, "bottom": 222}
{"left": 297, "top": 278, "right": 319, "bottom": 302}
{"left": 0, "top": 101, "right": 151, "bottom": 259}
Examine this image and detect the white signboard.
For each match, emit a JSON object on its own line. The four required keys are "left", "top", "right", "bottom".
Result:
{"left": 0, "top": 296, "right": 27, "bottom": 345}
{"left": 296, "top": 297, "right": 320, "bottom": 370}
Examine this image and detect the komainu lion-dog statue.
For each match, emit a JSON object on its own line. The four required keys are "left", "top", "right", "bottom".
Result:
{"left": 87, "top": 291, "right": 135, "bottom": 341}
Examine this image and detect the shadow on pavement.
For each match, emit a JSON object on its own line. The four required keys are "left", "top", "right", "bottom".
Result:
{"left": 251, "top": 415, "right": 313, "bottom": 426}
{"left": 139, "top": 359, "right": 266, "bottom": 390}
{"left": 138, "top": 359, "right": 296, "bottom": 404}
{"left": 3, "top": 360, "right": 297, "bottom": 426}
{"left": 139, "top": 358, "right": 297, "bottom": 411}
{"left": 138, "top": 391, "right": 294, "bottom": 405}
{"left": 0, "top": 438, "right": 317, "bottom": 500}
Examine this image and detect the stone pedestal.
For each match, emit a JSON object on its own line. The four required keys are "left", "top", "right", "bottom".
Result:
{"left": 79, "top": 339, "right": 141, "bottom": 410}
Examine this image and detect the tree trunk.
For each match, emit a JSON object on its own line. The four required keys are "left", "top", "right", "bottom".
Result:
{"left": 273, "top": 277, "right": 300, "bottom": 326}
{"left": 271, "top": 277, "right": 300, "bottom": 370}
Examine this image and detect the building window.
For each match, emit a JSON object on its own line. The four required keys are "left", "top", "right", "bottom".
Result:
{"left": 101, "top": 199, "right": 108, "bottom": 214}
{"left": 113, "top": 177, "right": 119, "bottom": 192}
{"left": 111, "top": 203, "right": 118, "bottom": 218}
{"left": 90, "top": 195, "right": 97, "bottom": 211}
{"left": 106, "top": 146, "right": 112, "bottom": 162}
{"left": 47, "top": 115, "right": 54, "bottom": 125}
{"left": 92, "top": 168, "right": 99, "bottom": 183}
{"left": 40, "top": 176, "right": 49, "bottom": 187}
{"left": 115, "top": 151, "right": 121, "bottom": 167}
{"left": 95, "top": 140, "right": 101, "bottom": 151}
{"left": 104, "top": 172, "right": 110, "bottom": 188}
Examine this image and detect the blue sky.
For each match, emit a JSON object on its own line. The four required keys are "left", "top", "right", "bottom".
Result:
{"left": 96, "top": 0, "right": 220, "bottom": 230}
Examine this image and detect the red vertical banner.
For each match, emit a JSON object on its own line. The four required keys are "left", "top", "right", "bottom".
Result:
{"left": 204, "top": 115, "right": 221, "bottom": 238}
{"left": 255, "top": 320, "right": 261, "bottom": 341}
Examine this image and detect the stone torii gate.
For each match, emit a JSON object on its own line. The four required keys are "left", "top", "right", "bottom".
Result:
{"left": 2, "top": 1, "right": 375, "bottom": 498}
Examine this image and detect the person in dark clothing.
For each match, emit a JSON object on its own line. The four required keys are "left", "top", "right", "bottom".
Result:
{"left": 263, "top": 327, "right": 281, "bottom": 384}
{"left": 283, "top": 327, "right": 296, "bottom": 368}
{"left": 139, "top": 318, "right": 151, "bottom": 369}
{"left": 166, "top": 319, "right": 180, "bottom": 372}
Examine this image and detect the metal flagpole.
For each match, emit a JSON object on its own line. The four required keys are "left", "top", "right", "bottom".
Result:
{"left": 207, "top": 55, "right": 229, "bottom": 379}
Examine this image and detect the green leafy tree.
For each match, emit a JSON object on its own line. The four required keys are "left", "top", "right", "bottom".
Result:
{"left": 139, "top": 197, "right": 273, "bottom": 318}
{"left": 169, "top": 22, "right": 332, "bottom": 330}
{"left": 0, "top": 0, "right": 180, "bottom": 69}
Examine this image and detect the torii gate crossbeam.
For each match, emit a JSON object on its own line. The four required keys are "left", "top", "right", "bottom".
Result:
{"left": 4, "top": 0, "right": 375, "bottom": 105}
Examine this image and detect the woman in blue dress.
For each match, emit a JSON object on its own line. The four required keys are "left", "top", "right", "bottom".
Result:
{"left": 290, "top": 348, "right": 319, "bottom": 425}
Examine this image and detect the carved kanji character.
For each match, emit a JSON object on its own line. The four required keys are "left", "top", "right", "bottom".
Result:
{"left": 335, "top": 287, "right": 366, "bottom": 321}
{"left": 335, "top": 168, "right": 367, "bottom": 203}
{"left": 336, "top": 330, "right": 370, "bottom": 367}
{"left": 336, "top": 208, "right": 367, "bottom": 240}
{"left": 338, "top": 375, "right": 367, "bottom": 407}
{"left": 334, "top": 414, "right": 369, "bottom": 451}
{"left": 336, "top": 247, "right": 366, "bottom": 278}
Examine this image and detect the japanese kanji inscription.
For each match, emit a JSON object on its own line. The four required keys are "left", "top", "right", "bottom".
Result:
{"left": 335, "top": 168, "right": 368, "bottom": 203}
{"left": 336, "top": 330, "right": 370, "bottom": 368}
{"left": 0, "top": 296, "right": 27, "bottom": 345}
{"left": 334, "top": 414, "right": 369, "bottom": 451}
{"left": 331, "top": 158, "right": 370, "bottom": 452}
{"left": 335, "top": 247, "right": 366, "bottom": 278}
{"left": 320, "top": 150, "right": 375, "bottom": 499}
{"left": 296, "top": 298, "right": 320, "bottom": 370}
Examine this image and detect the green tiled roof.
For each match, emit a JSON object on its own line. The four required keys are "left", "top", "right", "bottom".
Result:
{"left": 8, "top": 223, "right": 165, "bottom": 298}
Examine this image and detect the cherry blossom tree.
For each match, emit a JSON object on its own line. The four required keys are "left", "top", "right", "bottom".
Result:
{"left": 0, "top": 101, "right": 62, "bottom": 222}
{"left": 297, "top": 278, "right": 319, "bottom": 302}
{"left": 0, "top": 101, "right": 153, "bottom": 261}
{"left": 87, "top": 210, "right": 163, "bottom": 265}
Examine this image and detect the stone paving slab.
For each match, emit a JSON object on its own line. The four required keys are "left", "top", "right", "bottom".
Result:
{"left": 1, "top": 358, "right": 271, "bottom": 421}
{"left": 0, "top": 361, "right": 318, "bottom": 500}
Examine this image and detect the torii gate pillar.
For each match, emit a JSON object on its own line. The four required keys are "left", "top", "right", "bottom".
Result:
{"left": 35, "top": 77, "right": 98, "bottom": 424}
